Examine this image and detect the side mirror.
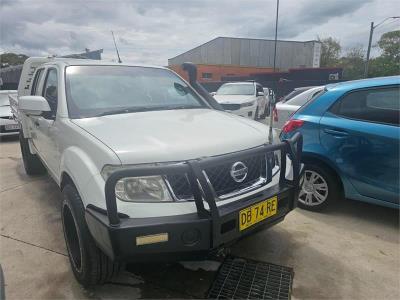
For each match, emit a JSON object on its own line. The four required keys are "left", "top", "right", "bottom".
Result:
{"left": 257, "top": 91, "right": 265, "bottom": 96}
{"left": 19, "top": 96, "right": 50, "bottom": 116}
{"left": 210, "top": 92, "right": 216, "bottom": 96}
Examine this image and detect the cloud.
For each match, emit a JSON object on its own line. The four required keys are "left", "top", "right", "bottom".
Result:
{"left": 1, "top": 0, "right": 399, "bottom": 64}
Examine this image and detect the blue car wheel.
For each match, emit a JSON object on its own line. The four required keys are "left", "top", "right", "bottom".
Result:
{"left": 298, "top": 163, "right": 342, "bottom": 211}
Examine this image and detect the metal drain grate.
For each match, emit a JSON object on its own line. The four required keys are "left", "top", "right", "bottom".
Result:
{"left": 208, "top": 257, "right": 294, "bottom": 299}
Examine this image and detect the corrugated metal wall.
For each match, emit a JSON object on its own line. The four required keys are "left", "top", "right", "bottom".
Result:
{"left": 169, "top": 37, "right": 320, "bottom": 71}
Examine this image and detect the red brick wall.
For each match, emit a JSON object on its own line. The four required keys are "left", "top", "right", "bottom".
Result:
{"left": 169, "top": 64, "right": 274, "bottom": 82}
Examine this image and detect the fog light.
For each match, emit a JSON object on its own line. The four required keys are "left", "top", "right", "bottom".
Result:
{"left": 136, "top": 233, "right": 168, "bottom": 246}
{"left": 182, "top": 229, "right": 201, "bottom": 246}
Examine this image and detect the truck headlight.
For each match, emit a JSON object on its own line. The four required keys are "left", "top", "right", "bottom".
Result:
{"left": 101, "top": 165, "right": 174, "bottom": 202}
{"left": 240, "top": 100, "right": 255, "bottom": 108}
{"left": 115, "top": 176, "right": 173, "bottom": 202}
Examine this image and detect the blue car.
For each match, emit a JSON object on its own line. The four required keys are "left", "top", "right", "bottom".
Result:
{"left": 281, "top": 76, "right": 399, "bottom": 211}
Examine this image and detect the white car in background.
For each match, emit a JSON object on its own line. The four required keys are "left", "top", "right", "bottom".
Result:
{"left": 213, "top": 82, "right": 268, "bottom": 120}
{"left": 0, "top": 90, "right": 19, "bottom": 138}
{"left": 273, "top": 86, "right": 325, "bottom": 130}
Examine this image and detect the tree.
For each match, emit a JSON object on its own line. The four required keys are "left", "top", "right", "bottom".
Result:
{"left": 378, "top": 30, "right": 400, "bottom": 60}
{"left": 0, "top": 53, "right": 29, "bottom": 68}
{"left": 369, "top": 30, "right": 400, "bottom": 77}
{"left": 318, "top": 36, "right": 341, "bottom": 67}
{"left": 340, "top": 46, "right": 365, "bottom": 80}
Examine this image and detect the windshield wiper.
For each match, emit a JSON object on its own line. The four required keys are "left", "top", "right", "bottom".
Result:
{"left": 167, "top": 105, "right": 201, "bottom": 110}
{"left": 96, "top": 107, "right": 151, "bottom": 117}
{"left": 96, "top": 105, "right": 200, "bottom": 117}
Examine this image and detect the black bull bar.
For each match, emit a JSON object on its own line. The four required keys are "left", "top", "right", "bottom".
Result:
{"left": 100, "top": 133, "right": 303, "bottom": 249}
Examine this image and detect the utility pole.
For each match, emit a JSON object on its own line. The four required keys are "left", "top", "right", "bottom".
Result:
{"left": 364, "top": 16, "right": 400, "bottom": 78}
{"left": 272, "top": 0, "right": 279, "bottom": 72}
{"left": 364, "top": 22, "right": 374, "bottom": 78}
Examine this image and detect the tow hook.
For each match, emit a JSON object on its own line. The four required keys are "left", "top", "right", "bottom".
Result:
{"left": 210, "top": 246, "right": 231, "bottom": 261}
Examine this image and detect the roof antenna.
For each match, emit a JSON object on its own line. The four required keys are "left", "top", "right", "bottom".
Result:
{"left": 111, "top": 31, "right": 122, "bottom": 63}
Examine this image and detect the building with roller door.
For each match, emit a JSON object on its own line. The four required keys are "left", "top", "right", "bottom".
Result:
{"left": 169, "top": 37, "right": 322, "bottom": 82}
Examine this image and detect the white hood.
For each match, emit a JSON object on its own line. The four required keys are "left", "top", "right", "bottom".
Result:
{"left": 72, "top": 108, "right": 270, "bottom": 164}
{"left": 0, "top": 106, "right": 12, "bottom": 117}
{"left": 213, "top": 94, "right": 256, "bottom": 104}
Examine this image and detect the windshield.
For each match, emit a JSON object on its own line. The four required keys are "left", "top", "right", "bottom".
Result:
{"left": 282, "top": 87, "right": 313, "bottom": 102}
{"left": 65, "top": 66, "right": 206, "bottom": 118}
{"left": 216, "top": 83, "right": 255, "bottom": 95}
{"left": 287, "top": 88, "right": 324, "bottom": 106}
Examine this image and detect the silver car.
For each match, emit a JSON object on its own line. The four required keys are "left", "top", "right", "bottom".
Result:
{"left": 273, "top": 86, "right": 325, "bottom": 130}
{"left": 0, "top": 90, "right": 19, "bottom": 138}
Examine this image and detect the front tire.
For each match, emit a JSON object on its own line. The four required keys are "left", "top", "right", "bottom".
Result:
{"left": 61, "top": 184, "right": 120, "bottom": 287}
{"left": 19, "top": 131, "right": 46, "bottom": 175}
{"left": 298, "top": 164, "right": 341, "bottom": 211}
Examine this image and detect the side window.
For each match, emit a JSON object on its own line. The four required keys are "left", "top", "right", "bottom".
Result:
{"left": 256, "top": 85, "right": 263, "bottom": 94}
{"left": 31, "top": 68, "right": 44, "bottom": 96}
{"left": 42, "top": 69, "right": 58, "bottom": 119}
{"left": 331, "top": 86, "right": 399, "bottom": 126}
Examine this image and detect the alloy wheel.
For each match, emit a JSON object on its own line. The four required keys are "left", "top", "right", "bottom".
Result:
{"left": 298, "top": 170, "right": 329, "bottom": 206}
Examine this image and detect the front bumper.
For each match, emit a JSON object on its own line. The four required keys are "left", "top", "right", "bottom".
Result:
{"left": 221, "top": 103, "right": 257, "bottom": 119}
{"left": 0, "top": 117, "right": 20, "bottom": 136}
{"left": 85, "top": 133, "right": 303, "bottom": 262}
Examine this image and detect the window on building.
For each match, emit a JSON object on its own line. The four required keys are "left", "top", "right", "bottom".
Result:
{"left": 330, "top": 86, "right": 399, "bottom": 126}
{"left": 202, "top": 73, "right": 212, "bottom": 79}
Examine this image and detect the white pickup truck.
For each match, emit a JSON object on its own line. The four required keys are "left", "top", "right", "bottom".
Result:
{"left": 12, "top": 57, "right": 303, "bottom": 287}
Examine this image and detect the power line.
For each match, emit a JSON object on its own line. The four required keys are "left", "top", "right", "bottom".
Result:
{"left": 373, "top": 20, "right": 400, "bottom": 35}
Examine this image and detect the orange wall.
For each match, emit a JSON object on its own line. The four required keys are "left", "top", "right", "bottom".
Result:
{"left": 169, "top": 64, "right": 274, "bottom": 83}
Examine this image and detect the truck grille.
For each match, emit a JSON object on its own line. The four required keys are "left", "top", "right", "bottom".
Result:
{"left": 205, "top": 154, "right": 266, "bottom": 197}
{"left": 165, "top": 174, "right": 193, "bottom": 200}
{"left": 166, "top": 154, "right": 267, "bottom": 200}
{"left": 221, "top": 104, "right": 241, "bottom": 111}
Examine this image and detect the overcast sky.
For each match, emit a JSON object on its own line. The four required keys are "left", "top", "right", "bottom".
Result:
{"left": 1, "top": 0, "right": 399, "bottom": 65}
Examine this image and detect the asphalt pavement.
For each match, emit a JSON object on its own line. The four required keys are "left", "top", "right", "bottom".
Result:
{"left": 0, "top": 134, "right": 399, "bottom": 299}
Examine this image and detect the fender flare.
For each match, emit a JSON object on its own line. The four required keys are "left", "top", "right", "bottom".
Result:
{"left": 59, "top": 146, "right": 101, "bottom": 206}
{"left": 301, "top": 151, "right": 356, "bottom": 197}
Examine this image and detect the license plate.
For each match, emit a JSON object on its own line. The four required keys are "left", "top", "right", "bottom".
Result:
{"left": 5, "top": 124, "right": 19, "bottom": 131}
{"left": 239, "top": 196, "right": 278, "bottom": 231}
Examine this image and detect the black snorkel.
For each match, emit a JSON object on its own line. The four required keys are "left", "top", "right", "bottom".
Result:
{"left": 181, "top": 62, "right": 223, "bottom": 111}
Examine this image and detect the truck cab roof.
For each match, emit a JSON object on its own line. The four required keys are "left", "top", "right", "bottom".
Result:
{"left": 18, "top": 57, "right": 168, "bottom": 97}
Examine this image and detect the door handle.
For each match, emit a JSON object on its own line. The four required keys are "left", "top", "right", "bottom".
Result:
{"left": 324, "top": 128, "right": 349, "bottom": 137}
